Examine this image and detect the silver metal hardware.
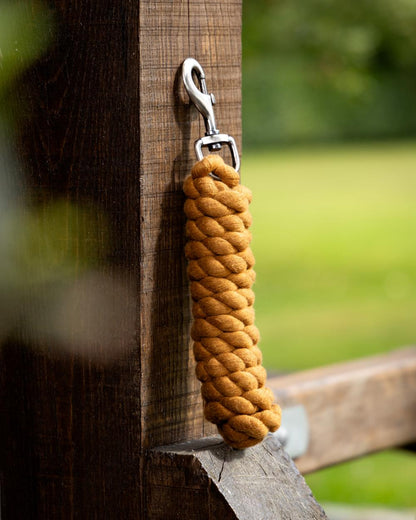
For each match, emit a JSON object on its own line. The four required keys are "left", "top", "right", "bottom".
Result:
{"left": 272, "top": 405, "right": 309, "bottom": 459}
{"left": 182, "top": 58, "right": 240, "bottom": 172}
{"left": 195, "top": 134, "right": 240, "bottom": 173}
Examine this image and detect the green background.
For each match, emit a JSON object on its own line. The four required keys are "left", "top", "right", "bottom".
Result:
{"left": 243, "top": 142, "right": 416, "bottom": 507}
{"left": 241, "top": 0, "right": 416, "bottom": 507}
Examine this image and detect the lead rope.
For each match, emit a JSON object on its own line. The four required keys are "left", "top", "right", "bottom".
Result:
{"left": 182, "top": 58, "right": 281, "bottom": 448}
{"left": 184, "top": 154, "right": 281, "bottom": 448}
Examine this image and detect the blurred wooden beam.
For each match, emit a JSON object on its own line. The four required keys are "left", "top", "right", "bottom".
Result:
{"left": 323, "top": 503, "right": 416, "bottom": 520}
{"left": 270, "top": 347, "right": 416, "bottom": 473}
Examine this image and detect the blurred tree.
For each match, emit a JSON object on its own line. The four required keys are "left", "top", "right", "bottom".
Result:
{"left": 243, "top": 0, "right": 416, "bottom": 145}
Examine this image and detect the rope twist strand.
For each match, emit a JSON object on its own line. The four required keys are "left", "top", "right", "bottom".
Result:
{"left": 184, "top": 154, "right": 281, "bottom": 449}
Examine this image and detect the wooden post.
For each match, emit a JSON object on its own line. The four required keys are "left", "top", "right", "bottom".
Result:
{"left": 1, "top": 1, "right": 326, "bottom": 518}
{"left": 137, "top": 0, "right": 242, "bottom": 446}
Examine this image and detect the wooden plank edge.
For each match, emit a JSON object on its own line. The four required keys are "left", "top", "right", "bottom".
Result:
{"left": 144, "top": 436, "right": 328, "bottom": 519}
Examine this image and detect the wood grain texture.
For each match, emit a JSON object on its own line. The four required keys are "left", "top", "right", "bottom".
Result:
{"left": 1, "top": 0, "right": 241, "bottom": 517}
{"left": 1, "top": 2, "right": 142, "bottom": 518}
{"left": 270, "top": 347, "right": 416, "bottom": 473}
{"left": 145, "top": 436, "right": 328, "bottom": 520}
{"left": 138, "top": 0, "right": 242, "bottom": 449}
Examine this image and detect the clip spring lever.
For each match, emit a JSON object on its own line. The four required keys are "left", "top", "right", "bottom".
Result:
{"left": 182, "top": 58, "right": 240, "bottom": 172}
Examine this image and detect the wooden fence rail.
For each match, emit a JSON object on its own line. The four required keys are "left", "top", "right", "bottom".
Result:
{"left": 271, "top": 347, "right": 416, "bottom": 473}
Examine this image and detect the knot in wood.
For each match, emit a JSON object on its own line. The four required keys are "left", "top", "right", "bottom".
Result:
{"left": 184, "top": 154, "right": 281, "bottom": 449}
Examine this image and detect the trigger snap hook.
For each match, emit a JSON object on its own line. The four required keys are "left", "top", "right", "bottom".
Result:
{"left": 182, "top": 58, "right": 240, "bottom": 172}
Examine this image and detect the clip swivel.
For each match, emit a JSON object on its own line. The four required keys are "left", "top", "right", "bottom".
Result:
{"left": 182, "top": 58, "right": 240, "bottom": 172}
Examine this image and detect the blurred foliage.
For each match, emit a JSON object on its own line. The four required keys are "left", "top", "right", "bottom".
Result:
{"left": 0, "top": 1, "right": 52, "bottom": 89}
{"left": 244, "top": 141, "right": 416, "bottom": 371}
{"left": 0, "top": 1, "right": 53, "bottom": 126}
{"left": 2, "top": 201, "right": 108, "bottom": 290}
{"left": 243, "top": 0, "right": 416, "bottom": 146}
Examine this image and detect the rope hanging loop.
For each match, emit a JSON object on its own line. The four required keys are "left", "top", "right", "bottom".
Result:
{"left": 184, "top": 154, "right": 281, "bottom": 449}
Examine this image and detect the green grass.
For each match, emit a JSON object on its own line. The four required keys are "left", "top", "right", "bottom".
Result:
{"left": 242, "top": 141, "right": 416, "bottom": 507}
{"left": 308, "top": 450, "right": 416, "bottom": 508}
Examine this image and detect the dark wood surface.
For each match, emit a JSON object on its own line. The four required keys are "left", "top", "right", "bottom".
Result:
{"left": 138, "top": 0, "right": 241, "bottom": 449}
{"left": 0, "top": 0, "right": 241, "bottom": 518}
{"left": 270, "top": 347, "right": 416, "bottom": 473}
{"left": 2, "top": 2, "right": 142, "bottom": 517}
{"left": 146, "top": 436, "right": 328, "bottom": 520}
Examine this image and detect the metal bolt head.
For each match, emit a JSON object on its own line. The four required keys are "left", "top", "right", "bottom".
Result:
{"left": 274, "top": 426, "right": 289, "bottom": 446}
{"left": 210, "top": 93, "right": 216, "bottom": 105}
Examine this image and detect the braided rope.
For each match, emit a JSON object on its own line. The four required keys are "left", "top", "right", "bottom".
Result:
{"left": 184, "top": 154, "right": 281, "bottom": 449}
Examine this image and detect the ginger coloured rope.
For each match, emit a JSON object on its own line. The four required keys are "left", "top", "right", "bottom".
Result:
{"left": 183, "top": 154, "right": 281, "bottom": 449}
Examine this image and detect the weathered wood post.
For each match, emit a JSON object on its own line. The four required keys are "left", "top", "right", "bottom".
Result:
{"left": 1, "top": 1, "right": 326, "bottom": 518}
